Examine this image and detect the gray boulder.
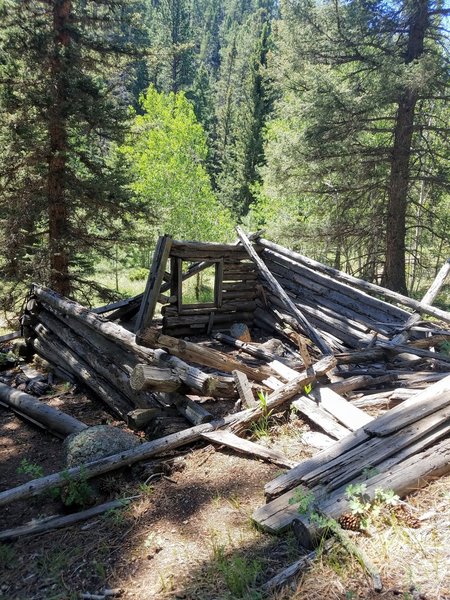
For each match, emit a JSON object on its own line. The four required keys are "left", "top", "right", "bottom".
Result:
{"left": 65, "top": 424, "right": 140, "bottom": 467}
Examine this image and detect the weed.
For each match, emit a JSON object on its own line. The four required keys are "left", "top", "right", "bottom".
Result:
{"left": 345, "top": 483, "right": 400, "bottom": 529}
{"left": 51, "top": 467, "right": 95, "bottom": 507}
{"left": 304, "top": 382, "right": 313, "bottom": 394}
{"left": 138, "top": 482, "right": 154, "bottom": 496}
{"left": 158, "top": 572, "right": 175, "bottom": 593}
{"left": 288, "top": 487, "right": 316, "bottom": 514}
{"left": 17, "top": 458, "right": 44, "bottom": 479}
{"left": 217, "top": 554, "right": 262, "bottom": 598}
{"left": 251, "top": 390, "right": 273, "bottom": 439}
{"left": 227, "top": 494, "right": 242, "bottom": 510}
{"left": 103, "top": 507, "right": 127, "bottom": 526}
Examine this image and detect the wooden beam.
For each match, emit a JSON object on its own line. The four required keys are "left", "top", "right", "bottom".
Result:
{"left": 236, "top": 227, "right": 332, "bottom": 355}
{"left": 135, "top": 234, "right": 173, "bottom": 335}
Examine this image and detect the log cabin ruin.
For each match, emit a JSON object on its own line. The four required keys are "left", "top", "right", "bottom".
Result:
{"left": 1, "top": 228, "right": 450, "bottom": 587}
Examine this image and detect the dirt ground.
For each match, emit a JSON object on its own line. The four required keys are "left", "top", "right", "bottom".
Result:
{"left": 1, "top": 377, "right": 449, "bottom": 600}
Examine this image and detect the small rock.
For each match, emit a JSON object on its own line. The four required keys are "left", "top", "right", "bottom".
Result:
{"left": 64, "top": 425, "right": 140, "bottom": 467}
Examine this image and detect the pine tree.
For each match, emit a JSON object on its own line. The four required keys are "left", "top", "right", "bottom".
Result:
{"left": 259, "top": 0, "right": 449, "bottom": 292}
{"left": 0, "top": 0, "right": 146, "bottom": 301}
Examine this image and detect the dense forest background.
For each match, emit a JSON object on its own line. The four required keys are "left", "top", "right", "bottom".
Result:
{"left": 0, "top": 0, "right": 449, "bottom": 310}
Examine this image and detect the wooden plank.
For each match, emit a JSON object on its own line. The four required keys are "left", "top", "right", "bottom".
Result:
{"left": 311, "top": 387, "right": 373, "bottom": 430}
{"left": 258, "top": 238, "right": 450, "bottom": 324}
{"left": 236, "top": 227, "right": 332, "bottom": 355}
{"left": 233, "top": 370, "right": 258, "bottom": 407}
{"left": 255, "top": 435, "right": 450, "bottom": 534}
{"left": 135, "top": 235, "right": 173, "bottom": 335}
{"left": 302, "top": 405, "right": 450, "bottom": 491}
{"left": 201, "top": 430, "right": 297, "bottom": 469}
{"left": 268, "top": 360, "right": 300, "bottom": 382}
{"left": 364, "top": 374, "right": 450, "bottom": 436}
{"left": 0, "top": 331, "right": 22, "bottom": 343}
{"left": 291, "top": 396, "right": 351, "bottom": 440}
{"left": 264, "top": 428, "right": 370, "bottom": 500}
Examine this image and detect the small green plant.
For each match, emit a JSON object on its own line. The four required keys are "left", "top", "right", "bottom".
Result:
{"left": 304, "top": 382, "right": 313, "bottom": 394}
{"left": 103, "top": 507, "right": 126, "bottom": 526}
{"left": 439, "top": 340, "right": 450, "bottom": 355}
{"left": 138, "top": 482, "right": 154, "bottom": 496}
{"left": 217, "top": 555, "right": 262, "bottom": 597}
{"left": 345, "top": 483, "right": 400, "bottom": 529}
{"left": 288, "top": 488, "right": 316, "bottom": 514}
{"left": 17, "top": 458, "right": 44, "bottom": 479}
{"left": 51, "top": 467, "right": 95, "bottom": 507}
{"left": 362, "top": 465, "right": 380, "bottom": 479}
{"left": 251, "top": 390, "right": 274, "bottom": 438}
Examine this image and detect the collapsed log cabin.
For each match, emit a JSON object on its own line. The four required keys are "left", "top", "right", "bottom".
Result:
{"left": 3, "top": 230, "right": 450, "bottom": 564}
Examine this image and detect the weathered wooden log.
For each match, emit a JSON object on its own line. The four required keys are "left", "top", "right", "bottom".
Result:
{"left": 35, "top": 310, "right": 157, "bottom": 409}
{"left": 130, "top": 364, "right": 182, "bottom": 393}
{"left": 334, "top": 348, "right": 385, "bottom": 364}
{"left": 136, "top": 328, "right": 273, "bottom": 382}
{"left": 0, "top": 382, "right": 87, "bottom": 437}
{"left": 162, "top": 311, "right": 255, "bottom": 327}
{"left": 232, "top": 370, "right": 258, "bottom": 408}
{"left": 213, "top": 332, "right": 301, "bottom": 367}
{"left": 258, "top": 238, "right": 450, "bottom": 324}
{"left": 236, "top": 227, "right": 332, "bottom": 355}
{"left": 328, "top": 374, "right": 395, "bottom": 395}
{"left": 28, "top": 286, "right": 236, "bottom": 398}
{"left": 162, "top": 301, "right": 257, "bottom": 316}
{"left": 32, "top": 332, "right": 133, "bottom": 420}
{"left": 170, "top": 393, "right": 214, "bottom": 425}
{"left": 0, "top": 498, "right": 131, "bottom": 542}
{"left": 230, "top": 355, "right": 337, "bottom": 435}
{"left": 126, "top": 408, "right": 164, "bottom": 429}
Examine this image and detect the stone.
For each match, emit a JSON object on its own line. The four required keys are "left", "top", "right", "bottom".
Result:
{"left": 64, "top": 424, "right": 141, "bottom": 467}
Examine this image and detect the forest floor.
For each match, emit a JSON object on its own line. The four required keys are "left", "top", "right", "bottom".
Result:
{"left": 0, "top": 377, "right": 449, "bottom": 600}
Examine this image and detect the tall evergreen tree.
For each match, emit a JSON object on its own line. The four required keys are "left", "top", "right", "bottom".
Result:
{"left": 0, "top": 0, "right": 146, "bottom": 300}
{"left": 259, "top": 0, "right": 449, "bottom": 292}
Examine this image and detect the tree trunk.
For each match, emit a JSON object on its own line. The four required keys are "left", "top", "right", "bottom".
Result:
{"left": 384, "top": 0, "right": 429, "bottom": 294}
{"left": 48, "top": 0, "right": 72, "bottom": 296}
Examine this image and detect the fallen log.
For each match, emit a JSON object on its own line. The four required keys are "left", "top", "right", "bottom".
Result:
{"left": 236, "top": 227, "right": 332, "bottom": 355}
{"left": 130, "top": 365, "right": 182, "bottom": 393}
{"left": 0, "top": 498, "right": 130, "bottom": 542}
{"left": 136, "top": 327, "right": 273, "bottom": 382}
{"left": 291, "top": 396, "right": 351, "bottom": 440}
{"left": 0, "top": 356, "right": 334, "bottom": 508}
{"left": 213, "top": 332, "right": 301, "bottom": 367}
{"left": 0, "top": 382, "right": 87, "bottom": 438}
{"left": 28, "top": 286, "right": 236, "bottom": 398}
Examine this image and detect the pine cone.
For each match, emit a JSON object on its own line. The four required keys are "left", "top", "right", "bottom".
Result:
{"left": 391, "top": 504, "right": 421, "bottom": 528}
{"left": 338, "top": 512, "right": 363, "bottom": 531}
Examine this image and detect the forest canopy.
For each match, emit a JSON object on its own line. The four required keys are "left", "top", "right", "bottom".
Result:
{"left": 0, "top": 0, "right": 449, "bottom": 308}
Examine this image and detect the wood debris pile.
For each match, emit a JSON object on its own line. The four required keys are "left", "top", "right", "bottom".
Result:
{"left": 1, "top": 230, "right": 450, "bottom": 564}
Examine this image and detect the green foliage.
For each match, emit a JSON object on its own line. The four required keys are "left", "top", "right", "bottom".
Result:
{"left": 52, "top": 467, "right": 95, "bottom": 508}
{"left": 216, "top": 554, "right": 262, "bottom": 598}
{"left": 123, "top": 86, "right": 235, "bottom": 243}
{"left": 128, "top": 267, "right": 149, "bottom": 282}
{"left": 17, "top": 459, "right": 44, "bottom": 479}
{"left": 288, "top": 488, "right": 316, "bottom": 514}
{"left": 0, "top": 351, "right": 17, "bottom": 367}
{"left": 251, "top": 389, "right": 274, "bottom": 438}
{"left": 345, "top": 482, "right": 400, "bottom": 529}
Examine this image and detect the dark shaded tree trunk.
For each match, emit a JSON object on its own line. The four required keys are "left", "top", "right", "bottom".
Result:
{"left": 48, "top": 0, "right": 71, "bottom": 296}
{"left": 384, "top": 0, "right": 429, "bottom": 294}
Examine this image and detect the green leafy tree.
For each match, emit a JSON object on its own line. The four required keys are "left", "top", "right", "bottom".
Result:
{"left": 122, "top": 86, "right": 235, "bottom": 242}
{"left": 0, "top": 0, "right": 146, "bottom": 302}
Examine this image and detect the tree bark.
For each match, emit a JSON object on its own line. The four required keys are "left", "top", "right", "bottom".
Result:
{"left": 384, "top": 0, "right": 429, "bottom": 293}
{"left": 48, "top": 0, "right": 72, "bottom": 296}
